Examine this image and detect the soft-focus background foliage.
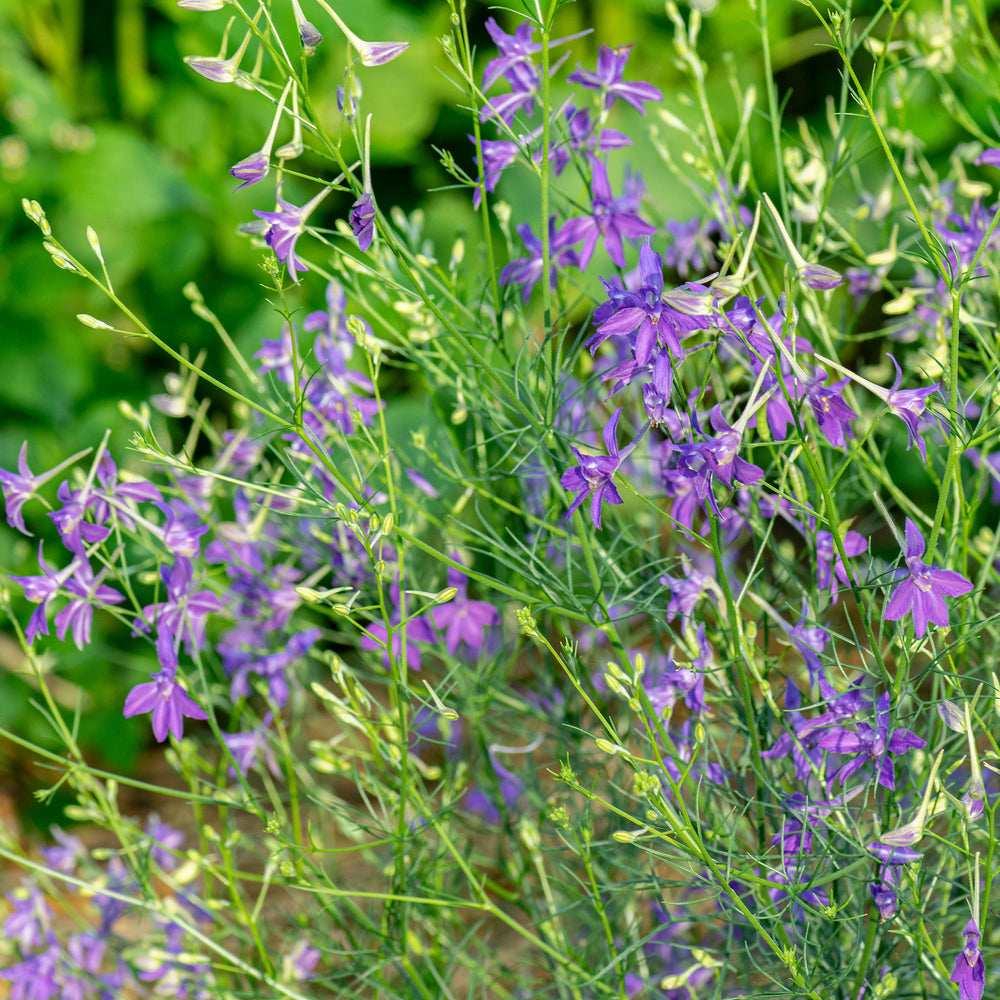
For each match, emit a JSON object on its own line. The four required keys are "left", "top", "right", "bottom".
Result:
{"left": 1, "top": 0, "right": 996, "bottom": 811}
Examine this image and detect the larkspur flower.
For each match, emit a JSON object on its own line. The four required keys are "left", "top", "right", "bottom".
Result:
{"left": 223, "top": 714, "right": 281, "bottom": 778}
{"left": 0, "top": 443, "right": 90, "bottom": 536}
{"left": 565, "top": 158, "right": 656, "bottom": 269}
{"left": 123, "top": 631, "right": 208, "bottom": 742}
{"left": 950, "top": 919, "right": 986, "bottom": 1000}
{"left": 818, "top": 352, "right": 941, "bottom": 460}
{"left": 10, "top": 544, "right": 79, "bottom": 643}
{"left": 481, "top": 17, "right": 588, "bottom": 91}
{"left": 587, "top": 243, "right": 689, "bottom": 366}
{"left": 561, "top": 406, "right": 628, "bottom": 529}
{"left": 813, "top": 522, "right": 868, "bottom": 603}
{"left": 349, "top": 192, "right": 376, "bottom": 251}
{"left": 567, "top": 43, "right": 663, "bottom": 115}
{"left": 883, "top": 518, "right": 973, "bottom": 637}
{"left": 253, "top": 185, "right": 331, "bottom": 280}
{"left": 290, "top": 0, "right": 322, "bottom": 54}
{"left": 432, "top": 562, "right": 501, "bottom": 657}
{"left": 349, "top": 114, "right": 376, "bottom": 252}
{"left": 550, "top": 104, "right": 630, "bottom": 175}
{"left": 814, "top": 692, "right": 926, "bottom": 791}
{"left": 184, "top": 16, "right": 256, "bottom": 82}
{"left": 500, "top": 216, "right": 581, "bottom": 301}
{"left": 230, "top": 78, "right": 294, "bottom": 190}
{"left": 134, "top": 556, "right": 224, "bottom": 654}
{"left": 318, "top": 2, "right": 408, "bottom": 66}
{"left": 53, "top": 557, "right": 125, "bottom": 650}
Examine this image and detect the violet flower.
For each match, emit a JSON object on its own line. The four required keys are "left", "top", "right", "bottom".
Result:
{"left": 587, "top": 243, "right": 688, "bottom": 366}
{"left": 349, "top": 193, "right": 376, "bottom": 251}
{"left": 134, "top": 556, "right": 224, "bottom": 654}
{"left": 432, "top": 562, "right": 501, "bottom": 657}
{"left": 184, "top": 16, "right": 255, "bottom": 83}
{"left": 500, "top": 216, "right": 581, "bottom": 301}
{"left": 481, "top": 17, "right": 588, "bottom": 91}
{"left": 123, "top": 630, "right": 208, "bottom": 742}
{"left": 950, "top": 919, "right": 986, "bottom": 1000}
{"left": 561, "top": 406, "right": 629, "bottom": 529}
{"left": 0, "top": 443, "right": 90, "bottom": 536}
{"left": 53, "top": 557, "right": 125, "bottom": 650}
{"left": 253, "top": 185, "right": 331, "bottom": 280}
{"left": 469, "top": 135, "right": 524, "bottom": 208}
{"left": 567, "top": 44, "right": 663, "bottom": 114}
{"left": 223, "top": 714, "right": 281, "bottom": 779}
{"left": 230, "top": 78, "right": 294, "bottom": 190}
{"left": 883, "top": 519, "right": 973, "bottom": 637}
{"left": 10, "top": 544, "right": 79, "bottom": 643}
{"left": 349, "top": 114, "right": 376, "bottom": 252}
{"left": 319, "top": 2, "right": 409, "bottom": 66}
{"left": 813, "top": 692, "right": 926, "bottom": 791}
{"left": 813, "top": 523, "right": 868, "bottom": 604}
{"left": 565, "top": 158, "right": 656, "bottom": 269}
{"left": 550, "top": 104, "right": 630, "bottom": 176}
{"left": 290, "top": 0, "right": 322, "bottom": 55}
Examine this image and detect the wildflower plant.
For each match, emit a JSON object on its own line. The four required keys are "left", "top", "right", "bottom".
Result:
{"left": 3, "top": 1, "right": 1000, "bottom": 998}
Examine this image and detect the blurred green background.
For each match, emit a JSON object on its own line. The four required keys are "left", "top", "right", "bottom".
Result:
{"left": 1, "top": 0, "right": 998, "bottom": 800}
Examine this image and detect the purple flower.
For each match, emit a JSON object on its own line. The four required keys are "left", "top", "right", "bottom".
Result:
{"left": 561, "top": 407, "right": 627, "bottom": 529}
{"left": 470, "top": 135, "right": 521, "bottom": 208}
{"left": 53, "top": 557, "right": 125, "bottom": 650}
{"left": 481, "top": 18, "right": 587, "bottom": 92}
{"left": 157, "top": 499, "right": 211, "bottom": 558}
{"left": 123, "top": 631, "right": 208, "bottom": 742}
{"left": 550, "top": 104, "right": 630, "bottom": 175}
{"left": 0, "top": 443, "right": 89, "bottom": 536}
{"left": 950, "top": 919, "right": 986, "bottom": 1000}
{"left": 223, "top": 714, "right": 281, "bottom": 779}
{"left": 814, "top": 524, "right": 868, "bottom": 603}
{"left": 290, "top": 0, "right": 321, "bottom": 55}
{"left": 673, "top": 405, "right": 764, "bottom": 512}
{"left": 587, "top": 243, "right": 689, "bottom": 366}
{"left": 563, "top": 159, "right": 657, "bottom": 269}
{"left": 135, "top": 556, "right": 224, "bottom": 653}
{"left": 3, "top": 881, "right": 52, "bottom": 952}
{"left": 230, "top": 151, "right": 271, "bottom": 190}
{"left": 463, "top": 749, "right": 525, "bottom": 824}
{"left": 814, "top": 692, "right": 926, "bottom": 791}
{"left": 282, "top": 940, "right": 321, "bottom": 982}
{"left": 432, "top": 563, "right": 501, "bottom": 656}
{"left": 567, "top": 44, "right": 662, "bottom": 115}
{"left": 663, "top": 215, "right": 721, "bottom": 278}
{"left": 865, "top": 842, "right": 923, "bottom": 865}
{"left": 500, "top": 216, "right": 581, "bottom": 301}
{"left": 348, "top": 192, "right": 376, "bottom": 251}
{"left": 88, "top": 453, "right": 162, "bottom": 528}
{"left": 253, "top": 186, "right": 330, "bottom": 280}
{"left": 10, "top": 544, "right": 79, "bottom": 643}
{"left": 975, "top": 147, "right": 1000, "bottom": 167}
{"left": 884, "top": 354, "right": 940, "bottom": 461}
{"left": 801, "top": 368, "right": 858, "bottom": 448}
{"left": 883, "top": 519, "right": 973, "bottom": 637}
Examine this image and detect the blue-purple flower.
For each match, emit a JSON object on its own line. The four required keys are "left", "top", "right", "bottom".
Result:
{"left": 813, "top": 692, "right": 925, "bottom": 791}
{"left": 349, "top": 192, "right": 376, "bottom": 251}
{"left": 567, "top": 44, "right": 663, "bottom": 115}
{"left": 253, "top": 186, "right": 331, "bottom": 280}
{"left": 561, "top": 407, "right": 628, "bottom": 529}
{"left": 123, "top": 631, "right": 208, "bottom": 742}
{"left": 950, "top": 919, "right": 986, "bottom": 1000}
{"left": 883, "top": 519, "right": 973, "bottom": 637}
